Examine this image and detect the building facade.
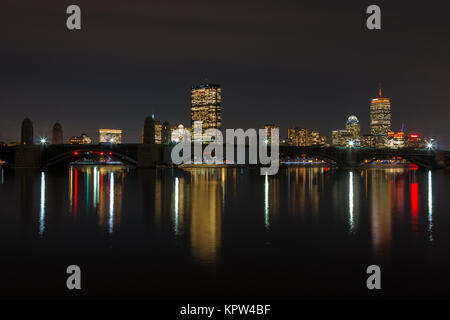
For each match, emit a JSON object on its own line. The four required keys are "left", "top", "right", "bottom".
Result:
{"left": 262, "top": 124, "right": 279, "bottom": 144}
{"left": 362, "top": 134, "right": 376, "bottom": 148}
{"left": 332, "top": 130, "right": 353, "bottom": 146}
{"left": 154, "top": 121, "right": 162, "bottom": 144}
{"left": 309, "top": 130, "right": 327, "bottom": 146}
{"left": 287, "top": 128, "right": 309, "bottom": 146}
{"left": 171, "top": 124, "right": 191, "bottom": 142}
{"left": 386, "top": 131, "right": 405, "bottom": 148}
{"left": 190, "top": 84, "right": 222, "bottom": 141}
{"left": 345, "top": 115, "right": 360, "bottom": 139}
{"left": 99, "top": 129, "right": 122, "bottom": 144}
{"left": 69, "top": 133, "right": 92, "bottom": 145}
{"left": 162, "top": 121, "right": 171, "bottom": 144}
{"left": 370, "top": 88, "right": 391, "bottom": 136}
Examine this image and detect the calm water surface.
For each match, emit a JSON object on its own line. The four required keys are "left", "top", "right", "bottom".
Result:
{"left": 1, "top": 166, "right": 450, "bottom": 299}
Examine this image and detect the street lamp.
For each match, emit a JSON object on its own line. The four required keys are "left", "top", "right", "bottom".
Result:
{"left": 426, "top": 139, "right": 435, "bottom": 150}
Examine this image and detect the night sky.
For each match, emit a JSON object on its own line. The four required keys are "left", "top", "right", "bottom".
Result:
{"left": 1, "top": 0, "right": 449, "bottom": 147}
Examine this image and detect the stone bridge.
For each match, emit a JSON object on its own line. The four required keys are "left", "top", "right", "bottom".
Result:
{"left": 1, "top": 144, "right": 449, "bottom": 169}
{"left": 0, "top": 144, "right": 161, "bottom": 168}
{"left": 279, "top": 146, "right": 450, "bottom": 169}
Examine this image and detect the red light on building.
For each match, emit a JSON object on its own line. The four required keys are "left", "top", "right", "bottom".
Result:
{"left": 100, "top": 152, "right": 104, "bottom": 156}
{"left": 74, "top": 151, "right": 79, "bottom": 156}
{"left": 410, "top": 134, "right": 419, "bottom": 139}
{"left": 109, "top": 152, "right": 113, "bottom": 156}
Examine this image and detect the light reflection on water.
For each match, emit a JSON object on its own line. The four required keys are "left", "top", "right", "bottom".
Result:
{"left": 5, "top": 166, "right": 437, "bottom": 265}
{"left": 66, "top": 166, "right": 126, "bottom": 236}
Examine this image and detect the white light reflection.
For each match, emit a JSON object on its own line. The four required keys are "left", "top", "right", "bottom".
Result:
{"left": 69, "top": 167, "right": 73, "bottom": 210}
{"left": 109, "top": 172, "right": 114, "bottom": 235}
{"left": 39, "top": 171, "right": 46, "bottom": 237}
{"left": 428, "top": 170, "right": 433, "bottom": 242}
{"left": 174, "top": 177, "right": 179, "bottom": 235}
{"left": 93, "top": 167, "right": 98, "bottom": 208}
{"left": 349, "top": 171, "right": 354, "bottom": 233}
{"left": 264, "top": 173, "right": 269, "bottom": 229}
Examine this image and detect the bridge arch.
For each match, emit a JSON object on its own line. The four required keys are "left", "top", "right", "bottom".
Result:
{"left": 357, "top": 152, "right": 438, "bottom": 169}
{"left": 45, "top": 148, "right": 137, "bottom": 167}
{"left": 279, "top": 147, "right": 343, "bottom": 167}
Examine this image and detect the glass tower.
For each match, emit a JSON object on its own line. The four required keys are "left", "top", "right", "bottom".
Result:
{"left": 370, "top": 88, "right": 391, "bottom": 136}
{"left": 190, "top": 84, "right": 222, "bottom": 141}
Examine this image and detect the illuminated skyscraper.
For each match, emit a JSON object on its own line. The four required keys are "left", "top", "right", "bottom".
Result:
{"left": 287, "top": 128, "right": 309, "bottom": 146}
{"left": 262, "top": 124, "right": 279, "bottom": 144}
{"left": 345, "top": 115, "right": 360, "bottom": 139}
{"left": 69, "top": 133, "right": 92, "bottom": 145}
{"left": 154, "top": 121, "right": 162, "bottom": 144}
{"left": 171, "top": 124, "right": 191, "bottom": 142}
{"left": 309, "top": 130, "right": 327, "bottom": 146}
{"left": 370, "top": 87, "right": 391, "bottom": 136}
{"left": 162, "top": 121, "right": 171, "bottom": 144}
{"left": 190, "top": 83, "right": 221, "bottom": 141}
{"left": 332, "top": 130, "right": 352, "bottom": 146}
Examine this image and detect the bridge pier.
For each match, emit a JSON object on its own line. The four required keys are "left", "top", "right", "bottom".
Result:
{"left": 14, "top": 146, "right": 43, "bottom": 168}
{"left": 339, "top": 150, "right": 363, "bottom": 170}
{"left": 434, "top": 151, "right": 447, "bottom": 169}
{"left": 137, "top": 144, "right": 162, "bottom": 167}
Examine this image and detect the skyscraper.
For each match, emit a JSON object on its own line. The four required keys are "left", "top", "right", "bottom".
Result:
{"left": 162, "top": 121, "right": 171, "bottom": 144}
{"left": 190, "top": 83, "right": 222, "bottom": 141}
{"left": 21, "top": 118, "right": 33, "bottom": 145}
{"left": 287, "top": 128, "right": 309, "bottom": 146}
{"left": 51, "top": 123, "right": 63, "bottom": 145}
{"left": 262, "top": 124, "right": 279, "bottom": 144}
{"left": 345, "top": 115, "right": 360, "bottom": 139}
{"left": 154, "top": 121, "right": 162, "bottom": 144}
{"left": 142, "top": 116, "right": 155, "bottom": 145}
{"left": 370, "top": 87, "right": 391, "bottom": 136}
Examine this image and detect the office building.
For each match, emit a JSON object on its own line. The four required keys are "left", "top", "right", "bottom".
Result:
{"left": 346, "top": 115, "right": 360, "bottom": 139}
{"left": 332, "top": 130, "right": 353, "bottom": 146}
{"left": 190, "top": 83, "right": 221, "bottom": 141}
{"left": 287, "top": 127, "right": 309, "bottom": 146}
{"left": 262, "top": 124, "right": 279, "bottom": 144}
{"left": 99, "top": 129, "right": 122, "bottom": 144}
{"left": 309, "top": 130, "right": 327, "bottom": 146}
{"left": 162, "top": 121, "right": 171, "bottom": 144}
{"left": 69, "top": 133, "right": 92, "bottom": 145}
{"left": 171, "top": 124, "right": 191, "bottom": 142}
{"left": 370, "top": 88, "right": 391, "bottom": 136}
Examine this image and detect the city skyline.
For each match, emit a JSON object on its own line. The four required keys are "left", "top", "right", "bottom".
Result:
{"left": 0, "top": 84, "right": 440, "bottom": 150}
{"left": 0, "top": 1, "right": 449, "bottom": 147}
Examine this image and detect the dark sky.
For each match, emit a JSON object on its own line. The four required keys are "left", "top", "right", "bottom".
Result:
{"left": 1, "top": 0, "right": 449, "bottom": 147}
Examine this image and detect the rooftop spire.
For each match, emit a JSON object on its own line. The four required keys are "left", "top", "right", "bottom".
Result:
{"left": 378, "top": 83, "right": 382, "bottom": 98}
